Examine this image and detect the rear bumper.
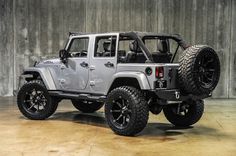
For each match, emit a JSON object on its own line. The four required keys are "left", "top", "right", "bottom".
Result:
{"left": 155, "top": 89, "right": 211, "bottom": 101}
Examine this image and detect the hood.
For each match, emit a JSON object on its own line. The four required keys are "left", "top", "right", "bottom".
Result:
{"left": 36, "top": 58, "right": 61, "bottom": 67}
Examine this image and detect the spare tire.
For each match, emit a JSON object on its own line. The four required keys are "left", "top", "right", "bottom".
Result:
{"left": 178, "top": 45, "right": 220, "bottom": 95}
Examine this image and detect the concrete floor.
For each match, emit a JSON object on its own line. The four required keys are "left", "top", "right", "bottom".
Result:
{"left": 0, "top": 97, "right": 235, "bottom": 156}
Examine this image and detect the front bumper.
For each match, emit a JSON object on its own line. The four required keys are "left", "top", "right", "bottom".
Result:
{"left": 155, "top": 89, "right": 211, "bottom": 101}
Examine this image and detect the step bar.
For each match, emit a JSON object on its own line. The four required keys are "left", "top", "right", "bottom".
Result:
{"left": 48, "top": 91, "right": 107, "bottom": 102}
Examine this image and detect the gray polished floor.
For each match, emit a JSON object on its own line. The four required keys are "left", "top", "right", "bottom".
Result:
{"left": 0, "top": 97, "right": 235, "bottom": 156}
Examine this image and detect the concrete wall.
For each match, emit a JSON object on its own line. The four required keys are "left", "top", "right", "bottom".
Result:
{"left": 0, "top": 0, "right": 235, "bottom": 98}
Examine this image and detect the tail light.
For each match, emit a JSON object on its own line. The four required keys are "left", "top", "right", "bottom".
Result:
{"left": 156, "top": 67, "right": 164, "bottom": 78}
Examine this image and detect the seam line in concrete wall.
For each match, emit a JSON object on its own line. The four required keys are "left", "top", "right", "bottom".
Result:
{"left": 13, "top": 0, "right": 16, "bottom": 91}
{"left": 228, "top": 0, "right": 233, "bottom": 98}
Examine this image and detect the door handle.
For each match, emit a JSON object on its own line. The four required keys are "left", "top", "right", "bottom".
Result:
{"left": 90, "top": 65, "right": 95, "bottom": 70}
{"left": 104, "top": 62, "right": 114, "bottom": 68}
{"left": 80, "top": 62, "right": 88, "bottom": 68}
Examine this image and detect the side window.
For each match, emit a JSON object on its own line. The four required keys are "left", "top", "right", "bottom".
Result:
{"left": 94, "top": 36, "right": 117, "bottom": 57}
{"left": 67, "top": 38, "right": 89, "bottom": 57}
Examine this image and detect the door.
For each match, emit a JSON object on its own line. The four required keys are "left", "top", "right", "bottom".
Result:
{"left": 59, "top": 37, "right": 90, "bottom": 91}
{"left": 89, "top": 34, "right": 118, "bottom": 94}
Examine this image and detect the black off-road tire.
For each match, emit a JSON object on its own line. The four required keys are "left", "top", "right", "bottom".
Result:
{"left": 163, "top": 100, "right": 204, "bottom": 127}
{"left": 50, "top": 98, "right": 61, "bottom": 116}
{"left": 178, "top": 45, "right": 220, "bottom": 95}
{"left": 71, "top": 100, "right": 104, "bottom": 113}
{"left": 17, "top": 80, "right": 58, "bottom": 120}
{"left": 105, "top": 86, "right": 149, "bottom": 136}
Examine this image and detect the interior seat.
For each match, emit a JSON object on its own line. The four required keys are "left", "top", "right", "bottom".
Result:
{"left": 102, "top": 40, "right": 116, "bottom": 57}
{"left": 126, "top": 41, "right": 137, "bottom": 63}
{"left": 118, "top": 50, "right": 126, "bottom": 63}
{"left": 135, "top": 52, "right": 146, "bottom": 63}
{"left": 126, "top": 41, "right": 146, "bottom": 63}
{"left": 152, "top": 40, "right": 172, "bottom": 63}
{"left": 102, "top": 41, "right": 111, "bottom": 57}
{"left": 126, "top": 51, "right": 136, "bottom": 63}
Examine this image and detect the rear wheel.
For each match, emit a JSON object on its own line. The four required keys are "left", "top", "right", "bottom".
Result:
{"left": 17, "top": 80, "right": 58, "bottom": 120}
{"left": 163, "top": 100, "right": 204, "bottom": 127}
{"left": 105, "top": 86, "right": 149, "bottom": 136}
{"left": 71, "top": 100, "right": 104, "bottom": 113}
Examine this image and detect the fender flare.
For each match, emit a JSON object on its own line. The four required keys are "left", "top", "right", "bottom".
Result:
{"left": 22, "top": 67, "right": 57, "bottom": 90}
{"left": 106, "top": 71, "right": 151, "bottom": 94}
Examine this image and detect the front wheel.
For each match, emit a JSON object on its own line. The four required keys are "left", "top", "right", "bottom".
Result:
{"left": 17, "top": 80, "right": 58, "bottom": 120}
{"left": 105, "top": 86, "right": 149, "bottom": 136}
{"left": 163, "top": 100, "right": 204, "bottom": 127}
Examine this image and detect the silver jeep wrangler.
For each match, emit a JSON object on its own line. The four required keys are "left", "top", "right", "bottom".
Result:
{"left": 17, "top": 32, "right": 220, "bottom": 136}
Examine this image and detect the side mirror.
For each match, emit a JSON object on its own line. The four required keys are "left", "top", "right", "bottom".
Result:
{"left": 59, "top": 49, "right": 68, "bottom": 63}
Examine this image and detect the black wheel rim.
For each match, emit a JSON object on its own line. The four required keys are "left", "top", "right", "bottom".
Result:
{"left": 22, "top": 88, "right": 48, "bottom": 114}
{"left": 194, "top": 50, "right": 219, "bottom": 88}
{"left": 110, "top": 96, "right": 132, "bottom": 129}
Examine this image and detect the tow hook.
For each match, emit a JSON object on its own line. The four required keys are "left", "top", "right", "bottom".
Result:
{"left": 175, "top": 91, "right": 180, "bottom": 99}
{"left": 209, "top": 92, "right": 212, "bottom": 97}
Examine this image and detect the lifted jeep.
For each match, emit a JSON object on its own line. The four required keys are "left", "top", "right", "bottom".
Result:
{"left": 17, "top": 32, "right": 220, "bottom": 136}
